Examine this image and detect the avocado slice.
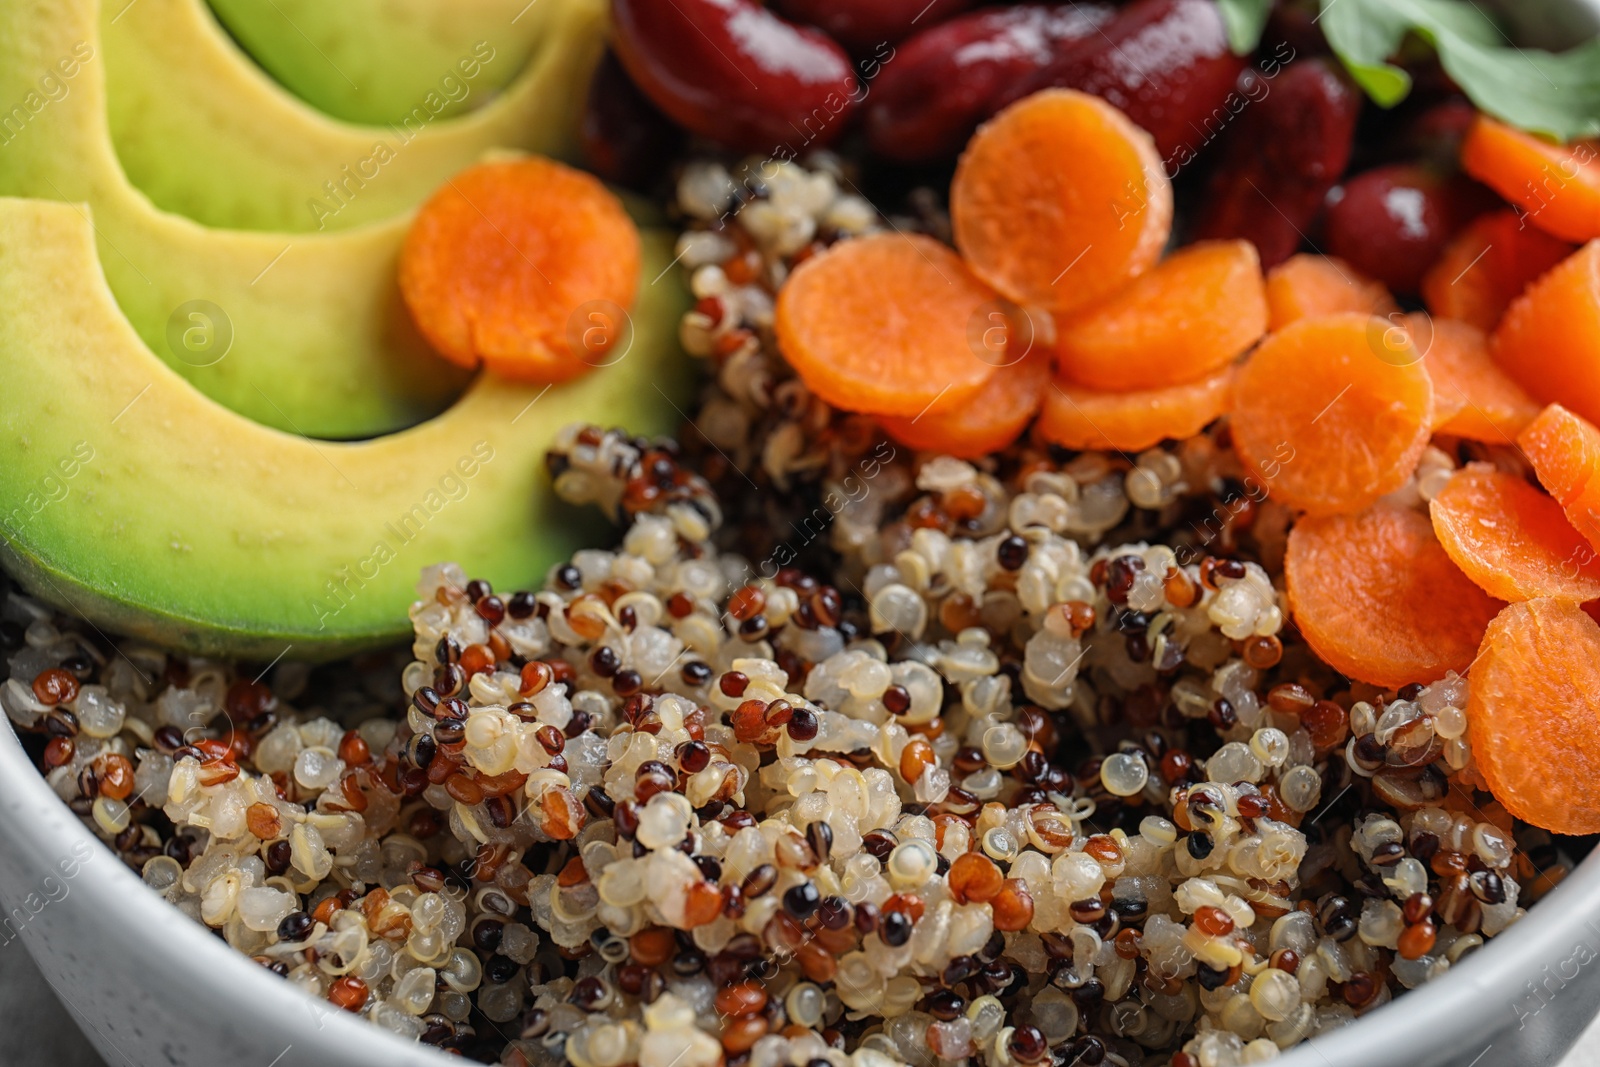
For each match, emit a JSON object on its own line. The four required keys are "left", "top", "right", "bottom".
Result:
{"left": 106, "top": 0, "right": 606, "bottom": 233}
{"left": 0, "top": 197, "right": 692, "bottom": 659}
{"left": 206, "top": 0, "right": 549, "bottom": 126}
{"left": 0, "top": 0, "right": 475, "bottom": 440}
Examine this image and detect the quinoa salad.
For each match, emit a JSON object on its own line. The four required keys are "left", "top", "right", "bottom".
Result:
{"left": 4, "top": 1, "right": 1600, "bottom": 1067}
{"left": 2, "top": 154, "right": 1579, "bottom": 1067}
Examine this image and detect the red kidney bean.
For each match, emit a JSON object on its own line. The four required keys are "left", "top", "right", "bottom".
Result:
{"left": 1388, "top": 98, "right": 1478, "bottom": 170}
{"left": 581, "top": 52, "right": 685, "bottom": 191}
{"left": 999, "top": 0, "right": 1248, "bottom": 165}
{"left": 610, "top": 0, "right": 860, "bottom": 154}
{"left": 1262, "top": 0, "right": 1331, "bottom": 61}
{"left": 1194, "top": 58, "right": 1362, "bottom": 268}
{"left": 1257, "top": 60, "right": 1362, "bottom": 184}
{"left": 1324, "top": 164, "right": 1497, "bottom": 294}
{"left": 864, "top": 3, "right": 1115, "bottom": 163}
{"left": 1197, "top": 173, "right": 1325, "bottom": 269}
{"left": 774, "top": 0, "right": 975, "bottom": 54}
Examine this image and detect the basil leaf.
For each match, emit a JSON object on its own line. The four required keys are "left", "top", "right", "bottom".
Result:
{"left": 1434, "top": 34, "right": 1600, "bottom": 141}
{"left": 1404, "top": 0, "right": 1501, "bottom": 47}
{"left": 1318, "top": 0, "right": 1413, "bottom": 105}
{"left": 1318, "top": 0, "right": 1600, "bottom": 141}
{"left": 1216, "top": 0, "right": 1273, "bottom": 54}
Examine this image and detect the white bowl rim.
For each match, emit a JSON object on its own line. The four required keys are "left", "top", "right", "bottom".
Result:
{"left": 0, "top": 716, "right": 452, "bottom": 1065}
{"left": 5, "top": 713, "right": 1600, "bottom": 1066}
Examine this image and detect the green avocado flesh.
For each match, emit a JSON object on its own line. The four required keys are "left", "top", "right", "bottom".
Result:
{"left": 206, "top": 0, "right": 551, "bottom": 126}
{"left": 0, "top": 198, "right": 691, "bottom": 660}
{"left": 106, "top": 0, "right": 606, "bottom": 233}
{"left": 0, "top": 0, "right": 474, "bottom": 440}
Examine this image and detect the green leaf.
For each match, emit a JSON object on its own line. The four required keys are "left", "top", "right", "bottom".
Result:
{"left": 1216, "top": 0, "right": 1273, "bottom": 54}
{"left": 1434, "top": 33, "right": 1600, "bottom": 141}
{"left": 1318, "top": 0, "right": 1413, "bottom": 106}
{"left": 1340, "top": 60, "right": 1413, "bottom": 107}
{"left": 1318, "top": 0, "right": 1600, "bottom": 141}
{"left": 1403, "top": 0, "right": 1501, "bottom": 47}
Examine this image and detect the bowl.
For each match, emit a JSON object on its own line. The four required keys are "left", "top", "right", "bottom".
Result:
{"left": 6, "top": 1, "right": 1600, "bottom": 1063}
{"left": 0, "top": 718, "right": 445, "bottom": 1067}
{"left": 7, "top": 709, "right": 1600, "bottom": 1067}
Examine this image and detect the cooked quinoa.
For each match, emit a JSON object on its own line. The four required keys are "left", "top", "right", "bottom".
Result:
{"left": 1, "top": 155, "right": 1578, "bottom": 1067}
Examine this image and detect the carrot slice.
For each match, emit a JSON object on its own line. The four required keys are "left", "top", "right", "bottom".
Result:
{"left": 1232, "top": 313, "right": 1434, "bottom": 516}
{"left": 1429, "top": 466, "right": 1600, "bottom": 602}
{"left": 1420, "top": 210, "right": 1574, "bottom": 333}
{"left": 879, "top": 348, "right": 1052, "bottom": 457}
{"left": 1055, "top": 241, "right": 1266, "bottom": 391}
{"left": 1461, "top": 115, "right": 1600, "bottom": 243}
{"left": 1491, "top": 242, "right": 1600, "bottom": 426}
{"left": 1467, "top": 598, "right": 1600, "bottom": 835}
{"left": 774, "top": 232, "right": 999, "bottom": 418}
{"left": 399, "top": 158, "right": 641, "bottom": 382}
{"left": 1285, "top": 503, "right": 1504, "bottom": 689}
{"left": 1264, "top": 254, "right": 1398, "bottom": 332}
{"left": 1035, "top": 365, "right": 1233, "bottom": 453}
{"left": 1415, "top": 315, "right": 1541, "bottom": 442}
{"left": 1518, "top": 403, "right": 1600, "bottom": 551}
{"left": 951, "top": 89, "right": 1172, "bottom": 316}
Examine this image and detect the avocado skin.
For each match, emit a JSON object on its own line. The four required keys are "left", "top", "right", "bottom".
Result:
{"left": 206, "top": 0, "right": 548, "bottom": 126}
{"left": 0, "top": 198, "right": 693, "bottom": 661}
{"left": 105, "top": 0, "right": 607, "bottom": 233}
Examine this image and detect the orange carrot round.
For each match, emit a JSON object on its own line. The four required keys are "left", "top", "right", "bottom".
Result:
{"left": 1232, "top": 313, "right": 1433, "bottom": 516}
{"left": 951, "top": 89, "right": 1172, "bottom": 316}
{"left": 1055, "top": 240, "right": 1265, "bottom": 392}
{"left": 1285, "top": 502, "right": 1504, "bottom": 689}
{"left": 1491, "top": 241, "right": 1600, "bottom": 426}
{"left": 1467, "top": 597, "right": 1600, "bottom": 834}
{"left": 879, "top": 347, "right": 1051, "bottom": 457}
{"left": 1415, "top": 315, "right": 1540, "bottom": 442}
{"left": 774, "top": 233, "right": 1000, "bottom": 418}
{"left": 1420, "top": 210, "right": 1573, "bottom": 333}
{"left": 1264, "top": 254, "right": 1398, "bottom": 332}
{"left": 1461, "top": 115, "right": 1600, "bottom": 243}
{"left": 1429, "top": 466, "right": 1600, "bottom": 602}
{"left": 1035, "top": 365, "right": 1233, "bottom": 453}
{"left": 1518, "top": 402, "right": 1600, "bottom": 552}
{"left": 399, "top": 157, "right": 641, "bottom": 381}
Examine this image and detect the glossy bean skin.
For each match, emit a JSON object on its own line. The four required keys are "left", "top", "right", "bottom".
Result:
{"left": 1000, "top": 0, "right": 1248, "bottom": 164}
{"left": 581, "top": 52, "right": 685, "bottom": 191}
{"left": 1324, "top": 164, "right": 1495, "bottom": 295}
{"left": 611, "top": 0, "right": 860, "bottom": 153}
{"left": 864, "top": 3, "right": 1115, "bottom": 163}
{"left": 774, "top": 0, "right": 975, "bottom": 54}
{"left": 1195, "top": 59, "right": 1362, "bottom": 268}
{"left": 1255, "top": 60, "right": 1360, "bottom": 185}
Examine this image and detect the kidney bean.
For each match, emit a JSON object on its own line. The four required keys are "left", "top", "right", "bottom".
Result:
{"left": 999, "top": 0, "right": 1248, "bottom": 165}
{"left": 1256, "top": 59, "right": 1362, "bottom": 184}
{"left": 864, "top": 3, "right": 1115, "bottom": 163}
{"left": 774, "top": 0, "right": 975, "bottom": 54}
{"left": 1262, "top": 0, "right": 1330, "bottom": 61}
{"left": 610, "top": 0, "right": 860, "bottom": 154}
{"left": 580, "top": 52, "right": 685, "bottom": 191}
{"left": 1387, "top": 98, "right": 1478, "bottom": 170}
{"left": 1194, "top": 58, "right": 1362, "bottom": 268}
{"left": 1196, "top": 171, "right": 1321, "bottom": 268}
{"left": 1324, "top": 164, "right": 1496, "bottom": 294}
